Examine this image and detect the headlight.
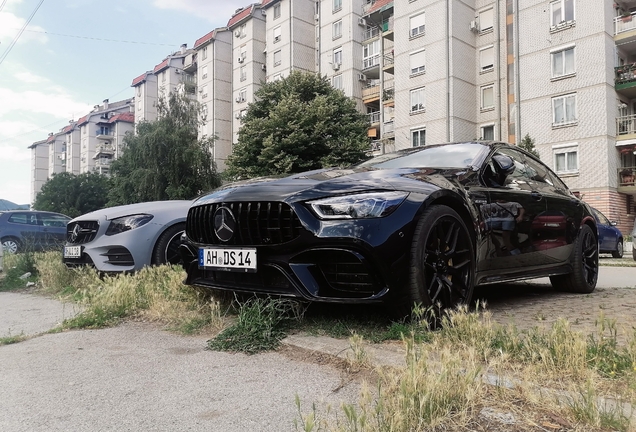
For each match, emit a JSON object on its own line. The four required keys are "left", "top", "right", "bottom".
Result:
{"left": 105, "top": 214, "right": 154, "bottom": 236}
{"left": 308, "top": 191, "right": 408, "bottom": 219}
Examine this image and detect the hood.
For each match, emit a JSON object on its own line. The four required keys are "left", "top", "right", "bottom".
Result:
{"left": 72, "top": 200, "right": 193, "bottom": 222}
{"left": 194, "top": 167, "right": 472, "bottom": 206}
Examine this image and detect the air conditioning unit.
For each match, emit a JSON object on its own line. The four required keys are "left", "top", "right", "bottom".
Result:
{"left": 332, "top": 62, "right": 341, "bottom": 70}
{"left": 469, "top": 20, "right": 479, "bottom": 32}
{"left": 261, "top": 64, "right": 267, "bottom": 71}
{"left": 235, "top": 113, "right": 241, "bottom": 119}
{"left": 314, "top": 13, "right": 319, "bottom": 21}
{"left": 234, "top": 30, "right": 241, "bottom": 38}
{"left": 358, "top": 18, "right": 366, "bottom": 26}
{"left": 274, "top": 35, "right": 281, "bottom": 42}
{"left": 357, "top": 73, "right": 367, "bottom": 81}
{"left": 238, "top": 57, "right": 244, "bottom": 63}
{"left": 175, "top": 69, "right": 182, "bottom": 74}
{"left": 261, "top": 9, "right": 266, "bottom": 16}
{"left": 236, "top": 96, "right": 245, "bottom": 103}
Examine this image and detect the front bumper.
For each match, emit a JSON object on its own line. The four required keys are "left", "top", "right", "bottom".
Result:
{"left": 181, "top": 201, "right": 420, "bottom": 303}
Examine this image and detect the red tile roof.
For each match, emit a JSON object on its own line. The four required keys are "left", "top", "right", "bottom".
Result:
{"left": 227, "top": 5, "right": 254, "bottom": 28}
{"left": 46, "top": 134, "right": 56, "bottom": 143}
{"left": 131, "top": 72, "right": 148, "bottom": 87}
{"left": 61, "top": 124, "right": 74, "bottom": 134}
{"left": 261, "top": 0, "right": 276, "bottom": 7}
{"left": 194, "top": 30, "right": 216, "bottom": 49}
{"left": 76, "top": 115, "right": 89, "bottom": 126}
{"left": 367, "top": 0, "right": 393, "bottom": 15}
{"left": 153, "top": 59, "right": 169, "bottom": 74}
{"left": 107, "top": 112, "right": 134, "bottom": 124}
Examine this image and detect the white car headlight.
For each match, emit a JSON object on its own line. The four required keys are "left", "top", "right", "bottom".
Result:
{"left": 105, "top": 214, "right": 154, "bottom": 236}
{"left": 308, "top": 192, "right": 408, "bottom": 219}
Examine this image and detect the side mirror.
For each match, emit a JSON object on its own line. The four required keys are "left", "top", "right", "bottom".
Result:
{"left": 492, "top": 154, "right": 516, "bottom": 176}
{"left": 611, "top": 221, "right": 618, "bottom": 226}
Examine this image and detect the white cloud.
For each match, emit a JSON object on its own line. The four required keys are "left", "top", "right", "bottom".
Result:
{"left": 0, "top": 143, "right": 31, "bottom": 162}
{"left": 13, "top": 71, "right": 48, "bottom": 83}
{"left": 0, "top": 12, "right": 48, "bottom": 44}
{"left": 0, "top": 87, "right": 92, "bottom": 119}
{"left": 0, "top": 119, "right": 41, "bottom": 137}
{"left": 152, "top": 0, "right": 248, "bottom": 24}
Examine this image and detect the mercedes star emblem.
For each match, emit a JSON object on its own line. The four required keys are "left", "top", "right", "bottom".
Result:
{"left": 70, "top": 224, "right": 81, "bottom": 243}
{"left": 213, "top": 207, "right": 236, "bottom": 242}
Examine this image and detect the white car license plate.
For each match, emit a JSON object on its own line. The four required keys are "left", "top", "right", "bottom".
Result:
{"left": 64, "top": 246, "right": 82, "bottom": 258}
{"left": 199, "top": 248, "right": 257, "bottom": 272}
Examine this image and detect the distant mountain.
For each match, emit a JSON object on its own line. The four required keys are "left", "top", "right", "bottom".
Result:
{"left": 0, "top": 199, "right": 30, "bottom": 211}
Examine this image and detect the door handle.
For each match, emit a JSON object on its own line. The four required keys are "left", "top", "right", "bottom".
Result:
{"left": 530, "top": 191, "right": 543, "bottom": 201}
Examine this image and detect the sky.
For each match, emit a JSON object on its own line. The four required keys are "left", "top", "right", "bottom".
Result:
{"left": 0, "top": 0, "right": 248, "bottom": 205}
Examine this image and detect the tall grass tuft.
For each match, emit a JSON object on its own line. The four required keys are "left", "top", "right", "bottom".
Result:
{"left": 0, "top": 250, "right": 38, "bottom": 291}
{"left": 208, "top": 297, "right": 302, "bottom": 354}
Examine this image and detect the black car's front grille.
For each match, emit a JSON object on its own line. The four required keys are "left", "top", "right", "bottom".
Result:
{"left": 187, "top": 202, "right": 304, "bottom": 246}
{"left": 67, "top": 221, "right": 99, "bottom": 244}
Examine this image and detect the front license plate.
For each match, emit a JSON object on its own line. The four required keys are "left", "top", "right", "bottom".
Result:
{"left": 64, "top": 246, "right": 82, "bottom": 258}
{"left": 199, "top": 248, "right": 257, "bottom": 272}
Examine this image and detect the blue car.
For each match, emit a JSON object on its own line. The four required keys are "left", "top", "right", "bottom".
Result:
{"left": 0, "top": 210, "right": 71, "bottom": 254}
{"left": 591, "top": 207, "right": 623, "bottom": 258}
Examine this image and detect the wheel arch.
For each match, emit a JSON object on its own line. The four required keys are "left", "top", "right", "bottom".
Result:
{"left": 420, "top": 192, "right": 478, "bottom": 254}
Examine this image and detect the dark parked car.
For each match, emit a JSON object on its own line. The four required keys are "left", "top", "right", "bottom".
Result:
{"left": 590, "top": 207, "right": 623, "bottom": 258}
{"left": 180, "top": 141, "right": 599, "bottom": 317}
{"left": 631, "top": 220, "right": 636, "bottom": 261}
{"left": 0, "top": 210, "right": 71, "bottom": 253}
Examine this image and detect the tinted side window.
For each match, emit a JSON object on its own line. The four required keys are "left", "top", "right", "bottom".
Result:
{"left": 8, "top": 214, "right": 28, "bottom": 224}
{"left": 41, "top": 214, "right": 70, "bottom": 227}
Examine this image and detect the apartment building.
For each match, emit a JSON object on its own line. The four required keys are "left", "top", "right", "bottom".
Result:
{"left": 190, "top": 28, "right": 233, "bottom": 170}
{"left": 75, "top": 98, "right": 135, "bottom": 175}
{"left": 28, "top": 139, "right": 48, "bottom": 203}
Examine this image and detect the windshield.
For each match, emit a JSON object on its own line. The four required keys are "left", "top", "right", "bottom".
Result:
{"left": 359, "top": 143, "right": 488, "bottom": 169}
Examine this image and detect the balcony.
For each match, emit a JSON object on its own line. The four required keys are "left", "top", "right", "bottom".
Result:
{"left": 363, "top": 26, "right": 379, "bottom": 41}
{"left": 362, "top": 82, "right": 380, "bottom": 103}
{"left": 383, "top": 120, "right": 394, "bottom": 137}
{"left": 617, "top": 114, "right": 636, "bottom": 140}
{"left": 383, "top": 85, "right": 394, "bottom": 106}
{"left": 95, "top": 131, "right": 114, "bottom": 140}
{"left": 183, "top": 53, "right": 197, "bottom": 73}
{"left": 383, "top": 53, "right": 394, "bottom": 74}
{"left": 94, "top": 144, "right": 114, "bottom": 158}
{"left": 615, "top": 12, "right": 636, "bottom": 40}
{"left": 618, "top": 166, "right": 636, "bottom": 193}
{"left": 363, "top": 54, "right": 380, "bottom": 71}
{"left": 368, "top": 111, "right": 380, "bottom": 125}
{"left": 382, "top": 16, "right": 394, "bottom": 41}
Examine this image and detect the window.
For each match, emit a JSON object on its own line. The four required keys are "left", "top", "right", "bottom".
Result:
{"left": 551, "top": 46, "right": 575, "bottom": 78}
{"left": 238, "top": 88, "right": 247, "bottom": 103}
{"left": 240, "top": 46, "right": 247, "bottom": 62}
{"left": 481, "top": 85, "right": 494, "bottom": 110}
{"left": 333, "top": 20, "right": 342, "bottom": 39}
{"left": 362, "top": 40, "right": 380, "bottom": 69}
{"left": 479, "top": 8, "right": 493, "bottom": 32}
{"left": 410, "top": 49, "right": 426, "bottom": 75}
{"left": 162, "top": 71, "right": 166, "bottom": 82}
{"left": 273, "top": 26, "right": 281, "bottom": 42}
{"left": 201, "top": 84, "right": 208, "bottom": 98}
{"left": 553, "top": 145, "right": 578, "bottom": 173}
{"left": 240, "top": 66, "right": 247, "bottom": 81}
{"left": 550, "top": 0, "right": 575, "bottom": 27}
{"left": 480, "top": 46, "right": 494, "bottom": 71}
{"left": 480, "top": 124, "right": 495, "bottom": 140}
{"left": 239, "top": 24, "right": 247, "bottom": 38}
{"left": 410, "top": 87, "right": 425, "bottom": 113}
{"left": 333, "top": 47, "right": 342, "bottom": 66}
{"left": 552, "top": 93, "right": 577, "bottom": 126}
{"left": 332, "top": 74, "right": 343, "bottom": 90}
{"left": 201, "top": 46, "right": 208, "bottom": 60}
{"left": 412, "top": 127, "right": 426, "bottom": 147}
{"left": 273, "top": 50, "right": 282, "bottom": 66}
{"left": 274, "top": 3, "right": 281, "bottom": 19}
{"left": 333, "top": 0, "right": 342, "bottom": 12}
{"left": 201, "top": 65, "right": 208, "bottom": 80}
{"left": 136, "top": 86, "right": 141, "bottom": 97}
{"left": 410, "top": 12, "right": 425, "bottom": 37}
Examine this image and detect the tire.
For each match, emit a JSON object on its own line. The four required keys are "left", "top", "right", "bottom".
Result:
{"left": 1, "top": 237, "right": 20, "bottom": 254}
{"left": 612, "top": 240, "right": 623, "bottom": 258}
{"left": 549, "top": 224, "right": 598, "bottom": 293}
{"left": 633, "top": 247, "right": 636, "bottom": 262}
{"left": 151, "top": 223, "right": 185, "bottom": 266}
{"left": 391, "top": 205, "right": 475, "bottom": 320}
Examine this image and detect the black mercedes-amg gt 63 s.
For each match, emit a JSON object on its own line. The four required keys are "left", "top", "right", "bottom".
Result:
{"left": 180, "top": 141, "right": 599, "bottom": 317}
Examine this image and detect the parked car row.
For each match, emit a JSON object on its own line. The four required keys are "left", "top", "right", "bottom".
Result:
{"left": 3, "top": 141, "right": 635, "bottom": 317}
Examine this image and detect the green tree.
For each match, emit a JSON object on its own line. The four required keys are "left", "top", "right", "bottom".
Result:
{"left": 108, "top": 92, "right": 221, "bottom": 205}
{"left": 519, "top": 133, "right": 540, "bottom": 159}
{"left": 226, "top": 71, "right": 370, "bottom": 179}
{"left": 33, "top": 172, "right": 111, "bottom": 218}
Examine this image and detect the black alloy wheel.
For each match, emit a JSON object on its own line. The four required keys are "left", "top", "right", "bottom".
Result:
{"left": 152, "top": 223, "right": 186, "bottom": 266}
{"left": 550, "top": 224, "right": 598, "bottom": 293}
{"left": 393, "top": 205, "right": 475, "bottom": 320}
